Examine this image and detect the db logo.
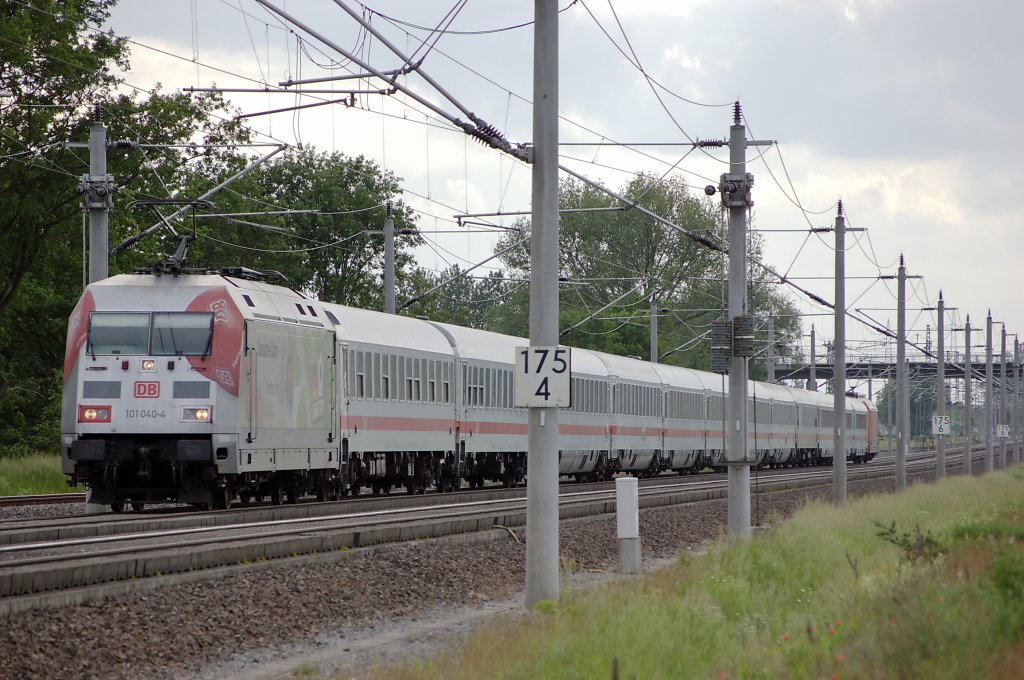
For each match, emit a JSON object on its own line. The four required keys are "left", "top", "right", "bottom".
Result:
{"left": 134, "top": 381, "right": 160, "bottom": 398}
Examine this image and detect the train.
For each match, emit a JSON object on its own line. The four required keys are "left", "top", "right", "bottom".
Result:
{"left": 60, "top": 269, "right": 878, "bottom": 511}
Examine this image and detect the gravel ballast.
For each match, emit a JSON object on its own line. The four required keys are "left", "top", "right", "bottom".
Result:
{"left": 0, "top": 472, "right": 932, "bottom": 680}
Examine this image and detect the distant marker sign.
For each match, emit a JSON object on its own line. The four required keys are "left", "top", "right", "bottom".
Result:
{"left": 515, "top": 346, "right": 571, "bottom": 407}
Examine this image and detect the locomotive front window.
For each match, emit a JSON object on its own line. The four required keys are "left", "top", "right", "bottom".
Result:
{"left": 87, "top": 312, "right": 213, "bottom": 356}
{"left": 88, "top": 313, "right": 150, "bottom": 355}
{"left": 151, "top": 313, "right": 214, "bottom": 356}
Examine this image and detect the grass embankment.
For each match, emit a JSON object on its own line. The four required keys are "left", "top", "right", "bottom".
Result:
{"left": 0, "top": 452, "right": 80, "bottom": 496}
{"left": 369, "top": 468, "right": 1024, "bottom": 680}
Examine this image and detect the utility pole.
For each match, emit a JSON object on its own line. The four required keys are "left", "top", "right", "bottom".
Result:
{"left": 1016, "top": 338, "right": 1022, "bottom": 465}
{"left": 964, "top": 317, "right": 973, "bottom": 475}
{"left": 879, "top": 256, "right": 921, "bottom": 489}
{"left": 1001, "top": 326, "right": 1008, "bottom": 469}
{"left": 932, "top": 292, "right": 953, "bottom": 479}
{"left": 808, "top": 325, "right": 817, "bottom": 391}
{"left": 935, "top": 293, "right": 946, "bottom": 478}
{"left": 887, "top": 364, "right": 893, "bottom": 457}
{"left": 384, "top": 202, "right": 395, "bottom": 314}
{"left": 986, "top": 312, "right": 994, "bottom": 472}
{"left": 525, "top": 0, "right": 560, "bottom": 608}
{"left": 833, "top": 201, "right": 861, "bottom": 506}
{"left": 896, "top": 257, "right": 908, "bottom": 490}
{"left": 719, "top": 102, "right": 770, "bottom": 540}
{"left": 766, "top": 316, "right": 775, "bottom": 383}
{"left": 650, "top": 294, "right": 658, "bottom": 363}
{"left": 79, "top": 104, "right": 113, "bottom": 284}
{"left": 76, "top": 103, "right": 112, "bottom": 516}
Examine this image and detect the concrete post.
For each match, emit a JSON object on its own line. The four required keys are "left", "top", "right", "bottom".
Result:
{"left": 1000, "top": 326, "right": 1007, "bottom": 468}
{"left": 833, "top": 203, "right": 847, "bottom": 505}
{"left": 986, "top": 312, "right": 994, "bottom": 472}
{"left": 724, "top": 103, "right": 752, "bottom": 539}
{"left": 616, "top": 476, "right": 641, "bottom": 573}
{"left": 808, "top": 325, "right": 817, "bottom": 391}
{"left": 384, "top": 202, "right": 396, "bottom": 314}
{"left": 896, "top": 256, "right": 907, "bottom": 490}
{"left": 936, "top": 292, "right": 946, "bottom": 478}
{"left": 964, "top": 318, "right": 973, "bottom": 475}
{"left": 525, "top": 0, "right": 560, "bottom": 608}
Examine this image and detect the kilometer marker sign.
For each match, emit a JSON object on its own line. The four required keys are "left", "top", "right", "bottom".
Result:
{"left": 514, "top": 346, "right": 571, "bottom": 407}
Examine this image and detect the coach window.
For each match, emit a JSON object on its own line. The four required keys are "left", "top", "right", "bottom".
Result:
{"left": 428, "top": 361, "right": 437, "bottom": 403}
{"left": 355, "top": 351, "right": 365, "bottom": 398}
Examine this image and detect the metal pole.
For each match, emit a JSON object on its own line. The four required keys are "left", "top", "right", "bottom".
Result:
{"left": 86, "top": 104, "right": 110, "bottom": 283}
{"left": 650, "top": 294, "right": 657, "bottom": 363}
{"left": 887, "top": 364, "right": 893, "bottom": 456}
{"left": 724, "top": 103, "right": 752, "bottom": 539}
{"left": 896, "top": 256, "right": 907, "bottom": 490}
{"left": 936, "top": 292, "right": 946, "bottom": 478}
{"left": 1001, "top": 326, "right": 1008, "bottom": 469}
{"left": 833, "top": 203, "right": 847, "bottom": 505}
{"left": 1016, "top": 338, "right": 1022, "bottom": 465}
{"left": 964, "top": 318, "right": 973, "bottom": 475}
{"left": 767, "top": 316, "right": 775, "bottom": 383}
{"left": 82, "top": 103, "right": 111, "bottom": 516}
{"left": 384, "top": 202, "right": 396, "bottom": 314}
{"left": 525, "top": 0, "right": 560, "bottom": 608}
{"left": 986, "top": 311, "right": 994, "bottom": 472}
{"left": 808, "top": 325, "right": 817, "bottom": 391}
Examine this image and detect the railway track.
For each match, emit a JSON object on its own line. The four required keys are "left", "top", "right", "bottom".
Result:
{"left": 0, "top": 492, "right": 85, "bottom": 507}
{"left": 0, "top": 452, "right": 965, "bottom": 616}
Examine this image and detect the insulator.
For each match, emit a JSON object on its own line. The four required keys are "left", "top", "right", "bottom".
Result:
{"left": 710, "top": 320, "right": 733, "bottom": 374}
{"left": 732, "top": 315, "right": 757, "bottom": 358}
{"left": 470, "top": 121, "right": 509, "bottom": 149}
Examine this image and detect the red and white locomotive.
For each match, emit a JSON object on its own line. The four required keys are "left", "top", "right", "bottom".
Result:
{"left": 61, "top": 269, "right": 877, "bottom": 511}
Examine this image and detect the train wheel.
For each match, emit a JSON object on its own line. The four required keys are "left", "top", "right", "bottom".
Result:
{"left": 213, "top": 485, "right": 232, "bottom": 510}
{"left": 131, "top": 502, "right": 145, "bottom": 512}
{"left": 271, "top": 485, "right": 284, "bottom": 505}
{"left": 110, "top": 502, "right": 125, "bottom": 513}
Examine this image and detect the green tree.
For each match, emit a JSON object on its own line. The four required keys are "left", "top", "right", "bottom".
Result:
{"left": 489, "top": 174, "right": 803, "bottom": 371}
{"left": 192, "top": 148, "right": 422, "bottom": 310}
{"left": 0, "top": 0, "right": 127, "bottom": 317}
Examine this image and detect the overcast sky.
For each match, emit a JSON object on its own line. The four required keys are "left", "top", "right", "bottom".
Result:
{"left": 104, "top": 0, "right": 1024, "bottom": 386}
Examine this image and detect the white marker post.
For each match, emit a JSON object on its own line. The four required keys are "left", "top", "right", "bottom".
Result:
{"left": 616, "top": 476, "right": 640, "bottom": 573}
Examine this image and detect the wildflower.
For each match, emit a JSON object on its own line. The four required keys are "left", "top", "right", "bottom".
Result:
{"left": 782, "top": 634, "right": 790, "bottom": 642}
{"left": 836, "top": 653, "right": 846, "bottom": 663}
{"left": 830, "top": 629, "right": 837, "bottom": 636}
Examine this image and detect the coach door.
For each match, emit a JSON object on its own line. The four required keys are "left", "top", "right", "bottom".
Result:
{"left": 329, "top": 335, "right": 341, "bottom": 443}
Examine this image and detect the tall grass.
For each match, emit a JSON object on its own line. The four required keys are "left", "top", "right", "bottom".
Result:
{"left": 367, "top": 468, "right": 1024, "bottom": 680}
{"left": 0, "top": 452, "right": 80, "bottom": 496}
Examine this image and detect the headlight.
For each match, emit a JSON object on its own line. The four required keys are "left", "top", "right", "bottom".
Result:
{"left": 78, "top": 405, "right": 111, "bottom": 423}
{"left": 141, "top": 359, "right": 156, "bottom": 372}
{"left": 181, "top": 406, "right": 212, "bottom": 423}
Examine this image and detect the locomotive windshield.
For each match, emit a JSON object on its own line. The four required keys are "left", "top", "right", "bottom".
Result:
{"left": 87, "top": 312, "right": 214, "bottom": 356}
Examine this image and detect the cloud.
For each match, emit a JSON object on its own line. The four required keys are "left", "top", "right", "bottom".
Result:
{"left": 663, "top": 45, "right": 702, "bottom": 71}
